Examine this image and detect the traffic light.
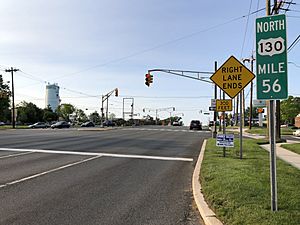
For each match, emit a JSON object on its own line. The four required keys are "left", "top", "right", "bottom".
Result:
{"left": 145, "top": 73, "right": 153, "bottom": 87}
{"left": 115, "top": 88, "right": 118, "bottom": 97}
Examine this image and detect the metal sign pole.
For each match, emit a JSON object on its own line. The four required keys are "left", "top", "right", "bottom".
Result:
{"left": 239, "top": 91, "right": 243, "bottom": 159}
{"left": 269, "top": 100, "right": 278, "bottom": 211}
{"left": 223, "top": 91, "right": 226, "bottom": 157}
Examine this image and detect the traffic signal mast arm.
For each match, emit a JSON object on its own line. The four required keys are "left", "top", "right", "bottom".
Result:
{"left": 147, "top": 69, "right": 213, "bottom": 84}
{"left": 102, "top": 88, "right": 118, "bottom": 102}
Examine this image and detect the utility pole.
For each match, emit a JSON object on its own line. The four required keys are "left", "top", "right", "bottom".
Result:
{"left": 243, "top": 56, "right": 255, "bottom": 129}
{"left": 5, "top": 67, "right": 19, "bottom": 129}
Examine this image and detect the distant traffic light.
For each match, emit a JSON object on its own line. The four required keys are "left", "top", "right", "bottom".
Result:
{"left": 145, "top": 73, "right": 153, "bottom": 87}
{"left": 115, "top": 88, "right": 118, "bottom": 97}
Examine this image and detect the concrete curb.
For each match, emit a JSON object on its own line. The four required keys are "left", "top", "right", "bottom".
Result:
{"left": 192, "top": 139, "right": 223, "bottom": 225}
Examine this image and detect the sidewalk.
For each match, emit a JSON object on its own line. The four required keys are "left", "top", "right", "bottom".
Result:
{"left": 261, "top": 143, "right": 300, "bottom": 170}
{"left": 229, "top": 128, "right": 300, "bottom": 170}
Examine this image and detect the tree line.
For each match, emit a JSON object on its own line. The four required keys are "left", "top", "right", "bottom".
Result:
{"left": 1, "top": 74, "right": 299, "bottom": 125}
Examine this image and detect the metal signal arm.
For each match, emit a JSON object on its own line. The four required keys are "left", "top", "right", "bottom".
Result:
{"left": 147, "top": 69, "right": 213, "bottom": 84}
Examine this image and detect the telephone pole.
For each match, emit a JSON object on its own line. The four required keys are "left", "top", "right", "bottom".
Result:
{"left": 5, "top": 67, "right": 19, "bottom": 129}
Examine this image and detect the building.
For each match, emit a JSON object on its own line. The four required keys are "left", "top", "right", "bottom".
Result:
{"left": 295, "top": 114, "right": 300, "bottom": 128}
{"left": 45, "top": 83, "right": 60, "bottom": 111}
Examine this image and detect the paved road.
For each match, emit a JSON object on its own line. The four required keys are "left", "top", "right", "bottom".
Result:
{"left": 0, "top": 126, "right": 210, "bottom": 225}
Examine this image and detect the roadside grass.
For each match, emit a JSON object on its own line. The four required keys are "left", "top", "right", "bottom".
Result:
{"left": 245, "top": 127, "right": 267, "bottom": 135}
{"left": 245, "top": 127, "right": 294, "bottom": 135}
{"left": 281, "top": 143, "right": 300, "bottom": 155}
{"left": 200, "top": 138, "right": 300, "bottom": 225}
{"left": 0, "top": 125, "right": 29, "bottom": 129}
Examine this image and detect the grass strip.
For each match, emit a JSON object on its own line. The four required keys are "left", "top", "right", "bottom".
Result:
{"left": 200, "top": 138, "right": 300, "bottom": 225}
{"left": 281, "top": 143, "right": 300, "bottom": 155}
{"left": 245, "top": 127, "right": 294, "bottom": 135}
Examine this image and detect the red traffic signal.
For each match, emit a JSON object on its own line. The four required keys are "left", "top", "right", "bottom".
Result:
{"left": 145, "top": 74, "right": 151, "bottom": 87}
{"left": 145, "top": 74, "right": 153, "bottom": 87}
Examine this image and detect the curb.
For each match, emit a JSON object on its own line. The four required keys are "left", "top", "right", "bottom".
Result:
{"left": 192, "top": 139, "right": 223, "bottom": 225}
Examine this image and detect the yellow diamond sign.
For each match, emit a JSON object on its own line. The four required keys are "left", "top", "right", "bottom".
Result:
{"left": 210, "top": 56, "right": 255, "bottom": 98}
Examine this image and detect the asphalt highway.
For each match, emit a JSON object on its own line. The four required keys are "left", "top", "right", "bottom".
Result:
{"left": 0, "top": 126, "right": 210, "bottom": 225}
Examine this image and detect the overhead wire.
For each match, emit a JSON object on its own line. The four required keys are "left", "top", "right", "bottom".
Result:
{"left": 240, "top": 0, "right": 253, "bottom": 58}
{"left": 49, "top": 7, "right": 267, "bottom": 82}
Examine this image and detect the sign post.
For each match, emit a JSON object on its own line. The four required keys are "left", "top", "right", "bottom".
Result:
{"left": 210, "top": 56, "right": 255, "bottom": 159}
{"left": 256, "top": 14, "right": 288, "bottom": 212}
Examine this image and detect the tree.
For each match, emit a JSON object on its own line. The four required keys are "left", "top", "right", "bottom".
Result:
{"left": 57, "top": 103, "right": 75, "bottom": 121}
{"left": 0, "top": 75, "right": 11, "bottom": 122}
{"left": 74, "top": 109, "right": 88, "bottom": 123}
{"left": 89, "top": 111, "right": 101, "bottom": 124}
{"left": 17, "top": 101, "right": 43, "bottom": 124}
{"left": 108, "top": 113, "right": 116, "bottom": 120}
{"left": 281, "top": 96, "right": 300, "bottom": 125}
{"left": 43, "top": 105, "right": 58, "bottom": 123}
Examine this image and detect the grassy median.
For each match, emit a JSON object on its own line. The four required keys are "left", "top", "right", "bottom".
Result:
{"left": 200, "top": 138, "right": 300, "bottom": 225}
{"left": 281, "top": 143, "right": 300, "bottom": 155}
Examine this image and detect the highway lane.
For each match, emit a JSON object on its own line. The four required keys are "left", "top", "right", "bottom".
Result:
{"left": 0, "top": 126, "right": 210, "bottom": 225}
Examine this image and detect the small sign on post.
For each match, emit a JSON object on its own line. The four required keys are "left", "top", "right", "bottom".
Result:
{"left": 216, "top": 134, "right": 234, "bottom": 147}
{"left": 216, "top": 99, "right": 232, "bottom": 112}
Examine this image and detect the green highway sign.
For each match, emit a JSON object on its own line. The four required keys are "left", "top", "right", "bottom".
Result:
{"left": 256, "top": 14, "right": 288, "bottom": 100}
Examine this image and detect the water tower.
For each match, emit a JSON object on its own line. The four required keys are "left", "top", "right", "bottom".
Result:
{"left": 45, "top": 83, "right": 60, "bottom": 111}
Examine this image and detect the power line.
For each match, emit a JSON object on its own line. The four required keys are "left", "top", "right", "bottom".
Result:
{"left": 48, "top": 7, "right": 266, "bottom": 82}
{"left": 287, "top": 34, "right": 300, "bottom": 52}
{"left": 241, "top": 0, "right": 253, "bottom": 58}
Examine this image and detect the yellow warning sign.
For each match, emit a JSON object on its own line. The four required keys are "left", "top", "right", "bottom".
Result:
{"left": 216, "top": 99, "right": 232, "bottom": 112}
{"left": 210, "top": 56, "right": 255, "bottom": 98}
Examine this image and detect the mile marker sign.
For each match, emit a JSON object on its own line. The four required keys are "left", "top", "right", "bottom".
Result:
{"left": 210, "top": 56, "right": 255, "bottom": 98}
{"left": 256, "top": 14, "right": 287, "bottom": 100}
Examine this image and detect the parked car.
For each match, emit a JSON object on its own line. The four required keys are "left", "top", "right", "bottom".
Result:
{"left": 28, "top": 122, "right": 50, "bottom": 129}
{"left": 293, "top": 129, "right": 300, "bottom": 137}
{"left": 51, "top": 121, "right": 70, "bottom": 129}
{"left": 81, "top": 121, "right": 95, "bottom": 127}
{"left": 0, "top": 121, "right": 5, "bottom": 126}
{"left": 172, "top": 121, "right": 180, "bottom": 126}
{"left": 190, "top": 120, "right": 202, "bottom": 130}
{"left": 102, "top": 120, "right": 115, "bottom": 127}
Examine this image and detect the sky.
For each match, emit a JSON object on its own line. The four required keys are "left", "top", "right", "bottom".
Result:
{"left": 0, "top": 0, "right": 299, "bottom": 125}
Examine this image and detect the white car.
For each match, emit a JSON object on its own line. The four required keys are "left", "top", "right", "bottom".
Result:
{"left": 293, "top": 129, "right": 300, "bottom": 137}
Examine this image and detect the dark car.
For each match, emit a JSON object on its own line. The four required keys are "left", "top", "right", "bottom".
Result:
{"left": 190, "top": 120, "right": 202, "bottom": 130}
{"left": 102, "top": 120, "right": 115, "bottom": 127}
{"left": 81, "top": 121, "right": 95, "bottom": 127}
{"left": 28, "top": 122, "right": 50, "bottom": 129}
{"left": 51, "top": 121, "right": 70, "bottom": 129}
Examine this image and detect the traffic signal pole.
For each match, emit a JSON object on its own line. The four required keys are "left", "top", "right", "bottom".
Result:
{"left": 101, "top": 88, "right": 118, "bottom": 126}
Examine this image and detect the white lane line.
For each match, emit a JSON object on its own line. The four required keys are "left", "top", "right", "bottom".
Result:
{"left": 0, "top": 151, "right": 34, "bottom": 159}
{"left": 100, "top": 153, "right": 193, "bottom": 162}
{"left": 0, "top": 147, "right": 193, "bottom": 162}
{"left": 0, "top": 155, "right": 102, "bottom": 189}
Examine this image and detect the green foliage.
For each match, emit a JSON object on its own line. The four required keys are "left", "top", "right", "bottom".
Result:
{"left": 74, "top": 108, "right": 88, "bottom": 123}
{"left": 281, "top": 96, "right": 300, "bottom": 124}
{"left": 0, "top": 75, "right": 11, "bottom": 122}
{"left": 43, "top": 105, "right": 58, "bottom": 123}
{"left": 88, "top": 111, "right": 101, "bottom": 124}
{"left": 57, "top": 103, "right": 75, "bottom": 121}
{"left": 17, "top": 101, "right": 44, "bottom": 124}
{"left": 200, "top": 138, "right": 300, "bottom": 225}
